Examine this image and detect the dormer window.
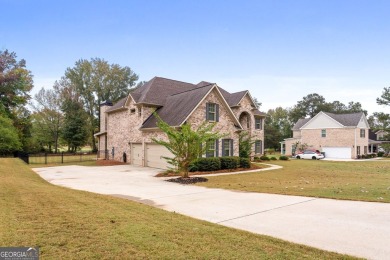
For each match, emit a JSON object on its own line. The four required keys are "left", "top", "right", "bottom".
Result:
{"left": 206, "top": 103, "right": 219, "bottom": 122}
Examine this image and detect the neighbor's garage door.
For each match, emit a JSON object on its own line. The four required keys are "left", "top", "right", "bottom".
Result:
{"left": 322, "top": 147, "right": 351, "bottom": 159}
{"left": 146, "top": 143, "right": 173, "bottom": 169}
{"left": 131, "top": 144, "right": 143, "bottom": 166}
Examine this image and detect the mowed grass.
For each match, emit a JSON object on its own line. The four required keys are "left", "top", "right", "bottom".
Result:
{"left": 0, "top": 159, "right": 354, "bottom": 259}
{"left": 196, "top": 159, "right": 390, "bottom": 203}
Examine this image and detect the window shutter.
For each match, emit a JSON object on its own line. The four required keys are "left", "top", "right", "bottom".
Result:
{"left": 216, "top": 104, "right": 219, "bottom": 122}
{"left": 206, "top": 103, "right": 209, "bottom": 120}
{"left": 215, "top": 139, "right": 219, "bottom": 157}
{"left": 260, "top": 140, "right": 263, "bottom": 154}
{"left": 230, "top": 139, "right": 233, "bottom": 156}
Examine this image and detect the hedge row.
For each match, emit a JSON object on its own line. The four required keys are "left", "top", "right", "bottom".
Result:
{"left": 254, "top": 155, "right": 289, "bottom": 161}
{"left": 189, "top": 156, "right": 251, "bottom": 172}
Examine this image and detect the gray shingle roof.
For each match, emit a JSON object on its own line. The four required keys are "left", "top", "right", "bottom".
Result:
{"left": 323, "top": 112, "right": 364, "bottom": 126}
{"left": 218, "top": 88, "right": 248, "bottom": 107}
{"left": 130, "top": 77, "right": 196, "bottom": 105}
{"left": 106, "top": 97, "right": 127, "bottom": 112}
{"left": 141, "top": 85, "right": 214, "bottom": 128}
{"left": 294, "top": 112, "right": 365, "bottom": 129}
{"left": 253, "top": 109, "right": 267, "bottom": 117}
{"left": 293, "top": 118, "right": 311, "bottom": 130}
{"left": 107, "top": 76, "right": 266, "bottom": 128}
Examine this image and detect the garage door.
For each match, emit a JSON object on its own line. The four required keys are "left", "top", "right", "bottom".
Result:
{"left": 146, "top": 143, "right": 173, "bottom": 169}
{"left": 131, "top": 144, "right": 142, "bottom": 166}
{"left": 322, "top": 147, "right": 351, "bottom": 159}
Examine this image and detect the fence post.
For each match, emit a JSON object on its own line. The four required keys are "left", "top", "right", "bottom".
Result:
{"left": 45, "top": 153, "right": 47, "bottom": 164}
{"left": 62, "top": 152, "right": 64, "bottom": 164}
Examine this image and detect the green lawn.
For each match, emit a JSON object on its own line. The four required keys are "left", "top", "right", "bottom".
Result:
{"left": 196, "top": 159, "right": 390, "bottom": 203}
{"left": 0, "top": 159, "right": 354, "bottom": 259}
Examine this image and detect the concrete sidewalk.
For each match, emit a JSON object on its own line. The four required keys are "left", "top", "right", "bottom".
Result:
{"left": 34, "top": 165, "right": 390, "bottom": 260}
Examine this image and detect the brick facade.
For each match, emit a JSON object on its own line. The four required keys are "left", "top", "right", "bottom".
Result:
{"left": 98, "top": 86, "right": 265, "bottom": 166}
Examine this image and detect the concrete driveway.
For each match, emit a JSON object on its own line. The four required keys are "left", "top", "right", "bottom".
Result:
{"left": 34, "top": 165, "right": 390, "bottom": 260}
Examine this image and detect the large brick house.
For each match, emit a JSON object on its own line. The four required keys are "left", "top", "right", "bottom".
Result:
{"left": 281, "top": 111, "right": 370, "bottom": 159}
{"left": 95, "top": 77, "right": 266, "bottom": 169}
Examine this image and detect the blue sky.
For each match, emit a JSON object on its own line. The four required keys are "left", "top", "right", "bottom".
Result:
{"left": 1, "top": 0, "right": 389, "bottom": 114}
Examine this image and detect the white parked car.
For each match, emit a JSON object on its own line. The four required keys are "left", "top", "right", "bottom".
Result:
{"left": 295, "top": 150, "right": 324, "bottom": 160}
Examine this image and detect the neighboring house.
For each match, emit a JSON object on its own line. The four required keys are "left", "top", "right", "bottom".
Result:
{"left": 375, "top": 130, "right": 390, "bottom": 141}
{"left": 95, "top": 77, "right": 266, "bottom": 169}
{"left": 281, "top": 111, "right": 370, "bottom": 159}
{"left": 369, "top": 130, "right": 390, "bottom": 153}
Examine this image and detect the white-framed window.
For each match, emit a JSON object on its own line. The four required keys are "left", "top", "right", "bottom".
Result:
{"left": 321, "top": 129, "right": 326, "bottom": 137}
{"left": 130, "top": 108, "right": 136, "bottom": 114}
{"left": 206, "top": 140, "right": 219, "bottom": 157}
{"left": 206, "top": 103, "right": 219, "bottom": 122}
{"left": 255, "top": 140, "right": 262, "bottom": 154}
{"left": 360, "top": 129, "right": 365, "bottom": 138}
{"left": 222, "top": 139, "right": 233, "bottom": 156}
{"left": 255, "top": 117, "right": 262, "bottom": 130}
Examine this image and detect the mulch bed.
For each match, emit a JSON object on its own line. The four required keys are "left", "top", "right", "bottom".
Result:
{"left": 156, "top": 164, "right": 264, "bottom": 177}
{"left": 166, "top": 177, "right": 208, "bottom": 185}
{"left": 96, "top": 160, "right": 128, "bottom": 166}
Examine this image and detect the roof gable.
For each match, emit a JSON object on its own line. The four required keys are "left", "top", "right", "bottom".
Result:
{"left": 357, "top": 114, "right": 369, "bottom": 128}
{"left": 141, "top": 85, "right": 215, "bottom": 128}
{"left": 301, "top": 112, "right": 344, "bottom": 129}
{"left": 141, "top": 85, "right": 242, "bottom": 129}
{"left": 298, "top": 111, "right": 368, "bottom": 129}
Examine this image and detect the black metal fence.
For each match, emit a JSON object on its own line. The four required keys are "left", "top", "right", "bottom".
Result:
{"left": 17, "top": 151, "right": 97, "bottom": 165}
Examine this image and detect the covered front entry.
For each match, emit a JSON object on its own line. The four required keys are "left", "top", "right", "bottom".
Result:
{"left": 145, "top": 143, "right": 173, "bottom": 169}
{"left": 322, "top": 147, "right": 351, "bottom": 159}
{"left": 131, "top": 143, "right": 143, "bottom": 166}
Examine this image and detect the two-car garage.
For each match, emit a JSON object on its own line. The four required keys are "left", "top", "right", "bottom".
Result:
{"left": 131, "top": 143, "right": 173, "bottom": 169}
{"left": 321, "top": 147, "right": 351, "bottom": 159}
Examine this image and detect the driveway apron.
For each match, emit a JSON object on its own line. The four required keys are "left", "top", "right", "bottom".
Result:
{"left": 34, "top": 165, "right": 390, "bottom": 260}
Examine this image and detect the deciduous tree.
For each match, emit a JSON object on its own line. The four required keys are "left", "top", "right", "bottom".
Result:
{"left": 153, "top": 114, "right": 224, "bottom": 178}
{"left": 64, "top": 58, "right": 139, "bottom": 151}
{"left": 0, "top": 115, "right": 21, "bottom": 154}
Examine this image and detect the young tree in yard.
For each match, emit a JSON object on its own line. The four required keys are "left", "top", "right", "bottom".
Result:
{"left": 64, "top": 58, "right": 139, "bottom": 151}
{"left": 239, "top": 131, "right": 254, "bottom": 158}
{"left": 153, "top": 114, "right": 224, "bottom": 178}
{"left": 380, "top": 143, "right": 390, "bottom": 155}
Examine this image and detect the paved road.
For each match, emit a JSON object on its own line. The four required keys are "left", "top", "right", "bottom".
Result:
{"left": 34, "top": 165, "right": 390, "bottom": 260}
